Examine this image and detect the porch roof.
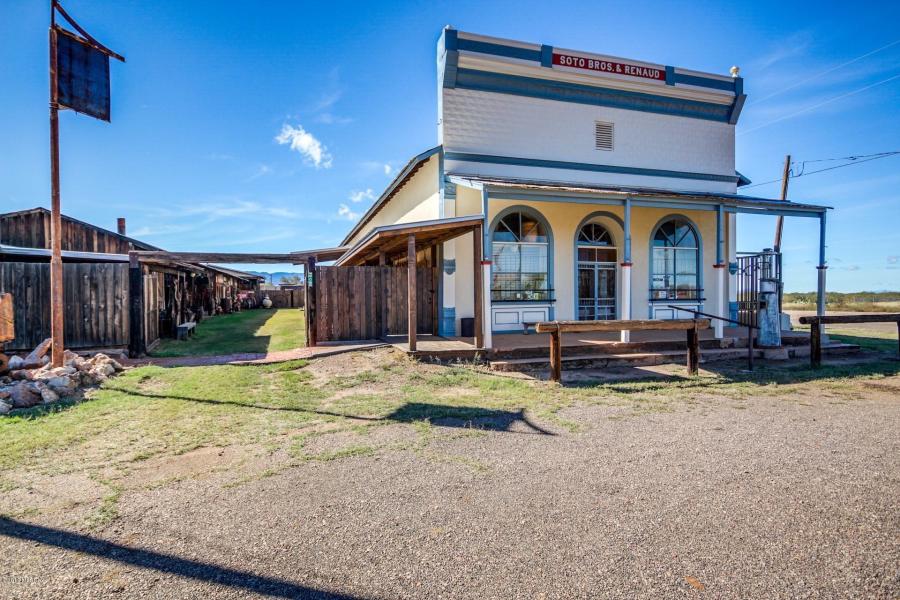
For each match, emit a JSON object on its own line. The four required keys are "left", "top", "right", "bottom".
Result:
{"left": 336, "top": 215, "right": 485, "bottom": 266}
{"left": 447, "top": 175, "right": 831, "bottom": 217}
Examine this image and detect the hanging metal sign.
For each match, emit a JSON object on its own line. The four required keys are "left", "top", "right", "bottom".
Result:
{"left": 56, "top": 27, "right": 112, "bottom": 121}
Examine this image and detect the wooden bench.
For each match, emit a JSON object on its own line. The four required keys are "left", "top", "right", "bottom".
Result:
{"left": 798, "top": 313, "right": 900, "bottom": 367}
{"left": 176, "top": 321, "right": 196, "bottom": 340}
{"left": 534, "top": 318, "right": 711, "bottom": 382}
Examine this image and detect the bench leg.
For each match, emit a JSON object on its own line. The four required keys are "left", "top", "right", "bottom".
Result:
{"left": 686, "top": 321, "right": 700, "bottom": 376}
{"left": 810, "top": 321, "right": 822, "bottom": 368}
{"left": 549, "top": 330, "right": 562, "bottom": 383}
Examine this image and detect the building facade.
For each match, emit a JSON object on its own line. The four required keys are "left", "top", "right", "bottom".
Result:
{"left": 339, "top": 28, "right": 829, "bottom": 347}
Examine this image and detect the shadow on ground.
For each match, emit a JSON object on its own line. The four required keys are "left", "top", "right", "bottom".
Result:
{"left": 0, "top": 517, "right": 362, "bottom": 599}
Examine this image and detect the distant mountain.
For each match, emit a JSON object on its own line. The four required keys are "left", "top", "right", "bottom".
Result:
{"left": 248, "top": 271, "right": 305, "bottom": 285}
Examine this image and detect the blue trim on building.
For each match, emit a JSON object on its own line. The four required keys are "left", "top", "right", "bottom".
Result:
{"left": 446, "top": 29, "right": 740, "bottom": 96}
{"left": 672, "top": 72, "right": 735, "bottom": 91}
{"left": 443, "top": 50, "right": 459, "bottom": 89}
{"left": 439, "top": 306, "right": 456, "bottom": 337}
{"left": 487, "top": 204, "right": 556, "bottom": 322}
{"left": 444, "top": 28, "right": 458, "bottom": 51}
{"left": 457, "top": 37, "right": 542, "bottom": 62}
{"left": 665, "top": 66, "right": 675, "bottom": 86}
{"left": 445, "top": 151, "right": 740, "bottom": 183}
{"left": 623, "top": 199, "right": 632, "bottom": 263}
{"left": 735, "top": 170, "right": 752, "bottom": 187}
{"left": 540, "top": 44, "right": 553, "bottom": 67}
{"left": 716, "top": 204, "right": 725, "bottom": 265}
{"left": 572, "top": 211, "right": 626, "bottom": 320}
{"left": 728, "top": 94, "right": 746, "bottom": 125}
{"left": 452, "top": 68, "right": 734, "bottom": 122}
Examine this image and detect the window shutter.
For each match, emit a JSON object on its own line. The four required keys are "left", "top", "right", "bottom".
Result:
{"left": 594, "top": 121, "right": 614, "bottom": 151}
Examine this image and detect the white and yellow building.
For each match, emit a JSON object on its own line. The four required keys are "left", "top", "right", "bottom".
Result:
{"left": 337, "top": 27, "right": 830, "bottom": 348}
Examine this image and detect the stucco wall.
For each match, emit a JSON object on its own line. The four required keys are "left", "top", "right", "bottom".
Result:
{"left": 345, "top": 157, "right": 441, "bottom": 247}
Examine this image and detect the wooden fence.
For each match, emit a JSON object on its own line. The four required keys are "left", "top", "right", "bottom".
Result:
{"left": 0, "top": 261, "right": 130, "bottom": 350}
{"left": 314, "top": 266, "right": 435, "bottom": 342}
{"left": 264, "top": 289, "right": 304, "bottom": 308}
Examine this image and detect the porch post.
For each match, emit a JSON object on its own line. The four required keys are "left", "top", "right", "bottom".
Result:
{"left": 407, "top": 234, "right": 417, "bottom": 352}
{"left": 816, "top": 212, "right": 827, "bottom": 337}
{"left": 481, "top": 189, "right": 492, "bottom": 350}
{"left": 620, "top": 198, "right": 633, "bottom": 342}
{"left": 473, "top": 224, "right": 484, "bottom": 349}
{"left": 714, "top": 204, "right": 726, "bottom": 339}
{"left": 305, "top": 257, "right": 317, "bottom": 347}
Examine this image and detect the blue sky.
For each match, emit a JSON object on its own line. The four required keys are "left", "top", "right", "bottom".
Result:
{"left": 1, "top": 0, "right": 898, "bottom": 291}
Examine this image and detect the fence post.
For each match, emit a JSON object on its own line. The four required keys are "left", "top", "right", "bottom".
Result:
{"left": 128, "top": 253, "right": 145, "bottom": 358}
{"left": 810, "top": 319, "right": 822, "bottom": 368}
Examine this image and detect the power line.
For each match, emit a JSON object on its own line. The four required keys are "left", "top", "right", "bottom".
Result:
{"left": 747, "top": 39, "right": 900, "bottom": 107}
{"left": 740, "top": 151, "right": 900, "bottom": 190}
{"left": 739, "top": 72, "right": 900, "bottom": 135}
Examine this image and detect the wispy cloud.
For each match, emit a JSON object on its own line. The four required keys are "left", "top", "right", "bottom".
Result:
{"left": 315, "top": 112, "right": 353, "bottom": 126}
{"left": 275, "top": 123, "right": 333, "bottom": 168}
{"left": 749, "top": 31, "right": 814, "bottom": 72}
{"left": 245, "top": 164, "right": 273, "bottom": 182}
{"left": 360, "top": 160, "right": 398, "bottom": 177}
{"left": 337, "top": 203, "right": 360, "bottom": 221}
{"left": 348, "top": 188, "right": 376, "bottom": 203}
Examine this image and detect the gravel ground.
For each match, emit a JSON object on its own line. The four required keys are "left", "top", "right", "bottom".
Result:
{"left": 2, "top": 376, "right": 899, "bottom": 598}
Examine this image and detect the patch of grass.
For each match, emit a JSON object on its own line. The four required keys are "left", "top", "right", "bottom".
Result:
{"left": 152, "top": 308, "right": 306, "bottom": 357}
{"left": 2, "top": 347, "right": 898, "bottom": 513}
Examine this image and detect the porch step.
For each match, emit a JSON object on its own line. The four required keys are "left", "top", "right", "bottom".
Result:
{"left": 488, "top": 343, "right": 860, "bottom": 372}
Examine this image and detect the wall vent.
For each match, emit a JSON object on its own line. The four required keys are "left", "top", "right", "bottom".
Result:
{"left": 594, "top": 121, "right": 614, "bottom": 151}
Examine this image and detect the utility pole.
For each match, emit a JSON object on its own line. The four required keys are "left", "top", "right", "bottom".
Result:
{"left": 773, "top": 154, "right": 791, "bottom": 253}
{"left": 49, "top": 1, "right": 64, "bottom": 367}
{"left": 46, "top": 1, "right": 124, "bottom": 367}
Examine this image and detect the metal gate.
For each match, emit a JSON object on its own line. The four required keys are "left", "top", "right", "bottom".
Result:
{"left": 735, "top": 250, "right": 782, "bottom": 327}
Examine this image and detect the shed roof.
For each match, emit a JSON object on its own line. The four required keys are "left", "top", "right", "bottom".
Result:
{"left": 337, "top": 215, "right": 485, "bottom": 266}
{"left": 0, "top": 207, "right": 162, "bottom": 251}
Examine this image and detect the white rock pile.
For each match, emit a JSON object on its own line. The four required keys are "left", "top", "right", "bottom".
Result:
{"left": 0, "top": 350, "right": 124, "bottom": 414}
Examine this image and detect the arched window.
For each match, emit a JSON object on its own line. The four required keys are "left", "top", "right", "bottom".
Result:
{"left": 650, "top": 218, "right": 701, "bottom": 300}
{"left": 491, "top": 211, "right": 551, "bottom": 302}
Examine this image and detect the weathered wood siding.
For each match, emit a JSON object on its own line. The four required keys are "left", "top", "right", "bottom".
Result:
{"left": 144, "top": 272, "right": 160, "bottom": 350}
{"left": 0, "top": 262, "right": 130, "bottom": 350}
{"left": 0, "top": 210, "right": 145, "bottom": 253}
{"left": 314, "top": 266, "right": 435, "bottom": 341}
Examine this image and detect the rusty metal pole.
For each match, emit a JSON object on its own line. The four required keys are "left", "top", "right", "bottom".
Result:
{"left": 49, "top": 3, "right": 65, "bottom": 368}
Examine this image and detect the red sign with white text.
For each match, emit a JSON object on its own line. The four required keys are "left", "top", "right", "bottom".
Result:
{"left": 553, "top": 53, "right": 665, "bottom": 81}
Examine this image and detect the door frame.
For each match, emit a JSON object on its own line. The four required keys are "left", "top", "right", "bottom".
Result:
{"left": 577, "top": 251, "right": 618, "bottom": 320}
{"left": 573, "top": 212, "right": 624, "bottom": 321}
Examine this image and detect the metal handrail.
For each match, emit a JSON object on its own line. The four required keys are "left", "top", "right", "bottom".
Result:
{"left": 668, "top": 305, "right": 756, "bottom": 371}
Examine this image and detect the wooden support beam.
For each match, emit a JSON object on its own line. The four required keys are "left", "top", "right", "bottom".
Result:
{"left": 810, "top": 320, "right": 822, "bottom": 368}
{"left": 407, "top": 234, "right": 417, "bottom": 352}
{"left": 430, "top": 245, "right": 439, "bottom": 336}
{"left": 132, "top": 251, "right": 302, "bottom": 264}
{"left": 799, "top": 314, "right": 900, "bottom": 325}
{"left": 474, "top": 225, "right": 484, "bottom": 349}
{"left": 128, "top": 254, "right": 146, "bottom": 358}
{"left": 534, "top": 318, "right": 710, "bottom": 334}
{"left": 549, "top": 327, "right": 562, "bottom": 382}
{"left": 686, "top": 319, "right": 700, "bottom": 375}
{"left": 305, "top": 258, "right": 317, "bottom": 347}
